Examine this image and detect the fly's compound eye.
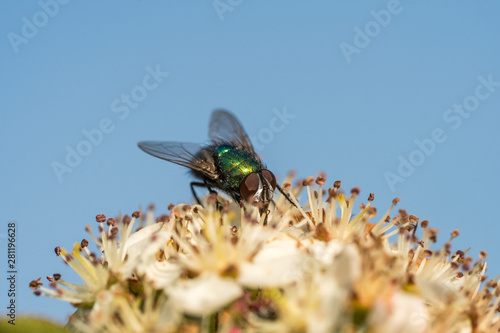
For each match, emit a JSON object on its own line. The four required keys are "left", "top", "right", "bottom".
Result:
{"left": 261, "top": 169, "right": 277, "bottom": 190}
{"left": 240, "top": 173, "right": 260, "bottom": 202}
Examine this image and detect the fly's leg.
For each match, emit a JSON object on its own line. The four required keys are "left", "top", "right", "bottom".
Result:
{"left": 190, "top": 182, "right": 205, "bottom": 205}
{"left": 262, "top": 209, "right": 270, "bottom": 226}
{"left": 190, "top": 181, "right": 221, "bottom": 209}
{"left": 276, "top": 184, "right": 297, "bottom": 208}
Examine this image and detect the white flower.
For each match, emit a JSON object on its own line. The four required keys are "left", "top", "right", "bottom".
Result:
{"left": 30, "top": 173, "right": 500, "bottom": 333}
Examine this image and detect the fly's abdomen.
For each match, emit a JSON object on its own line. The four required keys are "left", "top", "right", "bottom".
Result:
{"left": 215, "top": 145, "right": 261, "bottom": 190}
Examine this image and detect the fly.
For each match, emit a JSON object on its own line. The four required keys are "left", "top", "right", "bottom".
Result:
{"left": 138, "top": 110, "right": 294, "bottom": 219}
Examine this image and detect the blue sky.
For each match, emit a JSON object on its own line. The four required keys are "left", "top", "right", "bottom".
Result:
{"left": 1, "top": 1, "right": 500, "bottom": 324}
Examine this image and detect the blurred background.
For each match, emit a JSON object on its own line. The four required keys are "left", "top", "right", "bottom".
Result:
{"left": 1, "top": 1, "right": 499, "bottom": 324}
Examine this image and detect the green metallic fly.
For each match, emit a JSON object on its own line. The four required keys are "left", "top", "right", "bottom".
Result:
{"left": 138, "top": 110, "right": 293, "bottom": 215}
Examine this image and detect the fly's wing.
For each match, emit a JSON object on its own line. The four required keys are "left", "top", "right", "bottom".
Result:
{"left": 138, "top": 141, "right": 218, "bottom": 180}
{"left": 209, "top": 110, "right": 256, "bottom": 154}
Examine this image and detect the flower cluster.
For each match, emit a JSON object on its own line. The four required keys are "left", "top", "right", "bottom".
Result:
{"left": 31, "top": 174, "right": 500, "bottom": 332}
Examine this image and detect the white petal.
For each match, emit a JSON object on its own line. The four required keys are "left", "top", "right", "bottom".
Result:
{"left": 137, "top": 259, "right": 181, "bottom": 289}
{"left": 122, "top": 223, "right": 165, "bottom": 259}
{"left": 327, "top": 243, "right": 361, "bottom": 288}
{"left": 168, "top": 273, "right": 242, "bottom": 316}
{"left": 120, "top": 225, "right": 171, "bottom": 277}
{"left": 368, "top": 292, "right": 429, "bottom": 333}
{"left": 415, "top": 277, "right": 463, "bottom": 307}
{"left": 238, "top": 237, "right": 303, "bottom": 287}
{"left": 306, "top": 239, "right": 345, "bottom": 266}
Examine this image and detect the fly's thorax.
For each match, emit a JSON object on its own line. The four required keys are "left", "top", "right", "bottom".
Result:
{"left": 214, "top": 144, "right": 262, "bottom": 191}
